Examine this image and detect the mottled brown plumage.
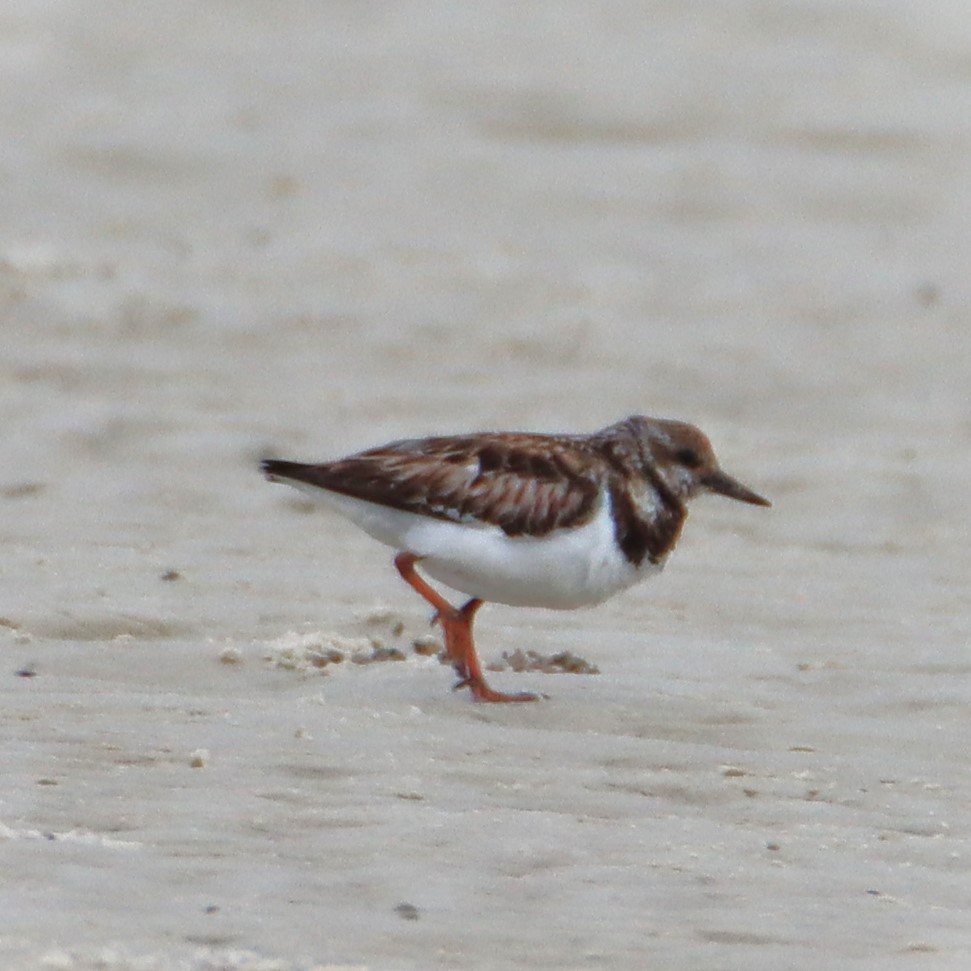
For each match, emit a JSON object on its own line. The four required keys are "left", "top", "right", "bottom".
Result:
{"left": 265, "top": 432, "right": 600, "bottom": 539}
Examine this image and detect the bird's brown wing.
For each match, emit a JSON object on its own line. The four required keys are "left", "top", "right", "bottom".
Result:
{"left": 263, "top": 433, "right": 603, "bottom": 537}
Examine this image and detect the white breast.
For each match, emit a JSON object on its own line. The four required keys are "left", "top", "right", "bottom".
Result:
{"left": 289, "top": 483, "right": 659, "bottom": 609}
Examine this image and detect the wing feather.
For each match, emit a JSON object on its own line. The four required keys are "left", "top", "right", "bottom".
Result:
{"left": 269, "top": 433, "right": 602, "bottom": 537}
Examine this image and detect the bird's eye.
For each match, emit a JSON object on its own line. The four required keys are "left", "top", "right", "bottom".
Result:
{"left": 675, "top": 448, "right": 701, "bottom": 468}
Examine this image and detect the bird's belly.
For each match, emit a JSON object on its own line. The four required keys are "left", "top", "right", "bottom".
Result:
{"left": 293, "top": 486, "right": 660, "bottom": 609}
{"left": 425, "top": 498, "right": 658, "bottom": 607}
{"left": 421, "top": 531, "right": 653, "bottom": 609}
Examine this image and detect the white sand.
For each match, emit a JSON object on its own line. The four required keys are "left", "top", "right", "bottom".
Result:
{"left": 2, "top": 2, "right": 970, "bottom": 969}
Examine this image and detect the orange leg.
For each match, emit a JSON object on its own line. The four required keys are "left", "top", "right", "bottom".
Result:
{"left": 394, "top": 552, "right": 538, "bottom": 703}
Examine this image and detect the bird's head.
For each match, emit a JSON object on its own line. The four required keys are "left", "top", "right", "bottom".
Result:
{"left": 630, "top": 417, "right": 771, "bottom": 507}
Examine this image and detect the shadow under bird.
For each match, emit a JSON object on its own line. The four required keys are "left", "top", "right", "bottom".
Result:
{"left": 262, "top": 414, "right": 770, "bottom": 702}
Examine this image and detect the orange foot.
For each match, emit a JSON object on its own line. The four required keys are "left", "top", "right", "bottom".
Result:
{"left": 394, "top": 552, "right": 541, "bottom": 703}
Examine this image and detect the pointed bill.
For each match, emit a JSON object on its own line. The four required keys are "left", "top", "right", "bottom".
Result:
{"left": 702, "top": 471, "right": 771, "bottom": 507}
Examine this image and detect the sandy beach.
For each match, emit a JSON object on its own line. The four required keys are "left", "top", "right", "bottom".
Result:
{"left": 2, "top": 2, "right": 970, "bottom": 968}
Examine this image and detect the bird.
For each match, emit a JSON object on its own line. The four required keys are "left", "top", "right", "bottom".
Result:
{"left": 261, "top": 415, "right": 770, "bottom": 703}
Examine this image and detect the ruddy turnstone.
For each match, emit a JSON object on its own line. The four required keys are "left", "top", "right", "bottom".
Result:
{"left": 262, "top": 415, "right": 770, "bottom": 703}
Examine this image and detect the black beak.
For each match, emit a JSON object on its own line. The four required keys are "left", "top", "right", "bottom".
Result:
{"left": 702, "top": 471, "right": 771, "bottom": 507}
